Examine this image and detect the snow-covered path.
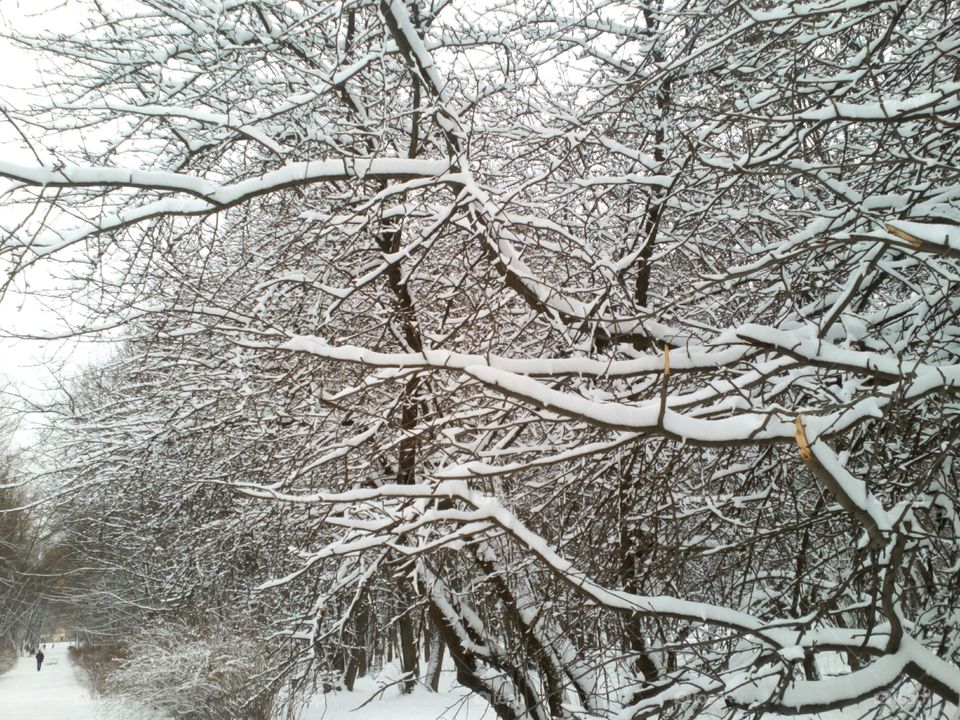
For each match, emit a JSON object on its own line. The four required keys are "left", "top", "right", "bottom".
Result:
{"left": 0, "top": 642, "right": 114, "bottom": 719}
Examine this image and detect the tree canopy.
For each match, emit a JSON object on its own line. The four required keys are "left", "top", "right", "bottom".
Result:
{"left": 1, "top": 0, "right": 959, "bottom": 717}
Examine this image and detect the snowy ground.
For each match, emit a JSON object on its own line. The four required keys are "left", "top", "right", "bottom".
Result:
{"left": 0, "top": 646, "right": 487, "bottom": 720}
{"left": 295, "top": 661, "right": 874, "bottom": 720}
{"left": 0, "top": 644, "right": 879, "bottom": 720}
{"left": 0, "top": 641, "right": 123, "bottom": 719}
{"left": 299, "top": 667, "right": 492, "bottom": 720}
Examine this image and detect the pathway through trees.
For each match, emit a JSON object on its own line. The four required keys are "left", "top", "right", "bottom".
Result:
{"left": 0, "top": 642, "right": 120, "bottom": 718}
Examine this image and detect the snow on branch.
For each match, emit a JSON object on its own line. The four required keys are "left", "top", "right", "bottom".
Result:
{"left": 0, "top": 158, "right": 453, "bottom": 256}
{"left": 0, "top": 158, "right": 452, "bottom": 207}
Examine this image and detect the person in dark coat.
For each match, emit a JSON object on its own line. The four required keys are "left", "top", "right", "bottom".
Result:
{"left": 35, "top": 649, "right": 44, "bottom": 671}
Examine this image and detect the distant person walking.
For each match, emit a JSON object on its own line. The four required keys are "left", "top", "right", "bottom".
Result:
{"left": 35, "top": 649, "right": 44, "bottom": 672}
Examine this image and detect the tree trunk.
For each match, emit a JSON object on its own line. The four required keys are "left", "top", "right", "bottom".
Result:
{"left": 425, "top": 627, "right": 445, "bottom": 691}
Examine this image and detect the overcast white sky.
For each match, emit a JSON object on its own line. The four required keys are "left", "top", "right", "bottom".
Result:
{"left": 0, "top": 0, "right": 103, "bottom": 425}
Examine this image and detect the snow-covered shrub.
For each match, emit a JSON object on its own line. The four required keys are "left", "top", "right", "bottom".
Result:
{"left": 106, "top": 621, "right": 276, "bottom": 720}
{"left": 70, "top": 644, "right": 128, "bottom": 695}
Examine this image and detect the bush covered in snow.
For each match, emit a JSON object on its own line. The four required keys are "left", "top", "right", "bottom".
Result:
{"left": 105, "top": 621, "right": 276, "bottom": 720}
